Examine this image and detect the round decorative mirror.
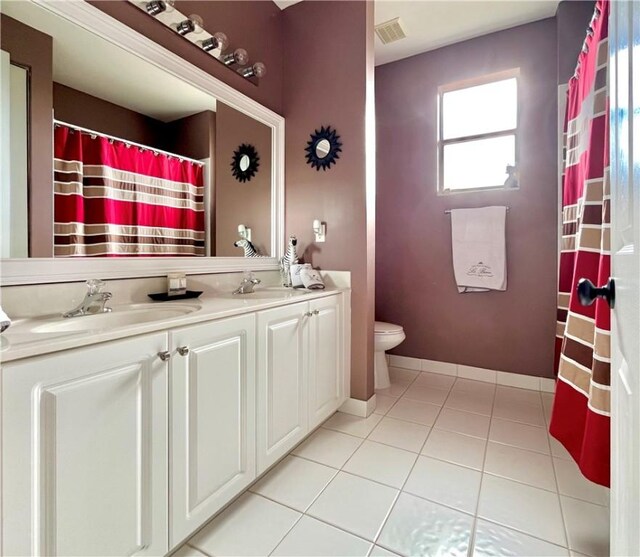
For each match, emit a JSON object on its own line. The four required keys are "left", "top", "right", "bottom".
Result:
{"left": 231, "top": 144, "right": 260, "bottom": 182}
{"left": 315, "top": 139, "right": 331, "bottom": 159}
{"left": 305, "top": 126, "right": 342, "bottom": 171}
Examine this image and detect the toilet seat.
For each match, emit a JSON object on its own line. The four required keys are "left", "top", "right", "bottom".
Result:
{"left": 375, "top": 321, "right": 404, "bottom": 335}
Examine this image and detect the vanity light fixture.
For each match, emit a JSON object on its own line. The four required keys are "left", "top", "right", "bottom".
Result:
{"left": 239, "top": 62, "right": 267, "bottom": 79}
{"left": 312, "top": 219, "right": 326, "bottom": 243}
{"left": 145, "top": 0, "right": 174, "bottom": 16}
{"left": 201, "top": 32, "right": 229, "bottom": 53}
{"left": 128, "top": 0, "right": 267, "bottom": 85}
{"left": 222, "top": 48, "right": 249, "bottom": 67}
{"left": 174, "top": 14, "right": 204, "bottom": 36}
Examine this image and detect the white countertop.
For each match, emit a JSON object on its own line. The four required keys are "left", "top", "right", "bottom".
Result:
{"left": 1, "top": 287, "right": 348, "bottom": 363}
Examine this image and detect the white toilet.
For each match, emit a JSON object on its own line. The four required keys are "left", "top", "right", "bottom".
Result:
{"left": 374, "top": 321, "right": 406, "bottom": 390}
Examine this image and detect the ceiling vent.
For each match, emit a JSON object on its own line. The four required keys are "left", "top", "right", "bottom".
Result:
{"left": 375, "top": 18, "right": 407, "bottom": 45}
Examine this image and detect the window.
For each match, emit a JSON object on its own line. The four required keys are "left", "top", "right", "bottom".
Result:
{"left": 438, "top": 73, "right": 518, "bottom": 193}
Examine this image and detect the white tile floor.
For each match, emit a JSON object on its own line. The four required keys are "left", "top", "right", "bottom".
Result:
{"left": 177, "top": 367, "right": 610, "bottom": 557}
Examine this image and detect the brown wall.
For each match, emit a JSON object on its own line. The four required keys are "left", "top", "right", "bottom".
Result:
{"left": 53, "top": 82, "right": 166, "bottom": 148}
{"left": 375, "top": 19, "right": 558, "bottom": 378}
{"left": 54, "top": 84, "right": 215, "bottom": 161}
{"left": 1, "top": 14, "right": 53, "bottom": 257}
{"left": 163, "top": 110, "right": 215, "bottom": 161}
{"left": 283, "top": 1, "right": 376, "bottom": 400}
{"left": 557, "top": 1, "right": 596, "bottom": 85}
{"left": 89, "top": 0, "right": 284, "bottom": 115}
{"left": 215, "top": 102, "right": 272, "bottom": 257}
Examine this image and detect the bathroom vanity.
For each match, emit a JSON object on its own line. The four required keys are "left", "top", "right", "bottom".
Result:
{"left": 0, "top": 1, "right": 353, "bottom": 554}
{"left": 1, "top": 283, "right": 350, "bottom": 556}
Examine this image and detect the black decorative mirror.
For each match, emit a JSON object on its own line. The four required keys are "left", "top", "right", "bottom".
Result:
{"left": 231, "top": 144, "right": 260, "bottom": 182}
{"left": 305, "top": 126, "right": 342, "bottom": 171}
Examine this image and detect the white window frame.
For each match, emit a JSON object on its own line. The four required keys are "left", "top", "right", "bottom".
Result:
{"left": 437, "top": 69, "right": 520, "bottom": 195}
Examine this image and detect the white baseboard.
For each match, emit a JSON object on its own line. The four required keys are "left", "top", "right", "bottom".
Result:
{"left": 389, "top": 355, "right": 556, "bottom": 393}
{"left": 339, "top": 394, "right": 377, "bottom": 417}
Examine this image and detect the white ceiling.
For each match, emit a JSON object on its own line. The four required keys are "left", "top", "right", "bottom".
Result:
{"left": 1, "top": 0, "right": 217, "bottom": 122}
{"left": 375, "top": 0, "right": 561, "bottom": 66}
{"left": 274, "top": 0, "right": 561, "bottom": 67}
{"left": 272, "top": 0, "right": 304, "bottom": 9}
{"left": 4, "top": 0, "right": 562, "bottom": 107}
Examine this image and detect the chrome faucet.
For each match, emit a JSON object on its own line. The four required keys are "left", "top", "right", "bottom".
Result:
{"left": 233, "top": 273, "right": 261, "bottom": 295}
{"left": 63, "top": 279, "right": 113, "bottom": 318}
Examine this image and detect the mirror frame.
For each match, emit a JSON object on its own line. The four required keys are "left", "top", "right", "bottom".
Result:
{"left": 0, "top": 0, "right": 285, "bottom": 286}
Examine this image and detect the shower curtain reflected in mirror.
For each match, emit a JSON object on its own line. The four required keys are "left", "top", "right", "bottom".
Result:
{"left": 54, "top": 123, "right": 205, "bottom": 257}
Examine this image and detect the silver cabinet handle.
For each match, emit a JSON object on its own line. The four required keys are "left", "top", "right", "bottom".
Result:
{"left": 177, "top": 346, "right": 190, "bottom": 356}
{"left": 304, "top": 311, "right": 313, "bottom": 317}
{"left": 313, "top": 309, "right": 320, "bottom": 315}
{"left": 158, "top": 351, "right": 171, "bottom": 362}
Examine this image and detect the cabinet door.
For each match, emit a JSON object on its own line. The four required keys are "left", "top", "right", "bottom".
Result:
{"left": 169, "top": 314, "right": 256, "bottom": 547}
{"left": 256, "top": 302, "right": 309, "bottom": 473}
{"left": 309, "top": 295, "right": 344, "bottom": 429}
{"left": 1, "top": 333, "right": 169, "bottom": 557}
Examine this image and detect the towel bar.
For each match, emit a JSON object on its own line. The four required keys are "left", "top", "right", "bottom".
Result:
{"left": 444, "top": 207, "right": 510, "bottom": 214}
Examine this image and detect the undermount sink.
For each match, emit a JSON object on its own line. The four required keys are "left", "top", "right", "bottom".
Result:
{"left": 31, "top": 303, "right": 201, "bottom": 334}
{"left": 228, "top": 287, "right": 313, "bottom": 300}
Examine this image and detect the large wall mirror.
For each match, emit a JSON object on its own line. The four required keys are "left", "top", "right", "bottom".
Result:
{"left": 0, "top": 0, "right": 284, "bottom": 284}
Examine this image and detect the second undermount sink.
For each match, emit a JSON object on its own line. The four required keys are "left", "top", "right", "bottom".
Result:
{"left": 227, "top": 287, "right": 313, "bottom": 300}
{"left": 31, "top": 303, "right": 201, "bottom": 334}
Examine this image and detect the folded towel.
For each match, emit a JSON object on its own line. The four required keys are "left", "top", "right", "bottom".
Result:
{"left": 300, "top": 268, "right": 326, "bottom": 290}
{"left": 450, "top": 206, "right": 507, "bottom": 293}
{"left": 0, "top": 306, "right": 11, "bottom": 333}
{"left": 290, "top": 263, "right": 312, "bottom": 288}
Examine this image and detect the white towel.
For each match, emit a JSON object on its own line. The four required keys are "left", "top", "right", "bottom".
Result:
{"left": 300, "top": 268, "right": 326, "bottom": 290}
{"left": 0, "top": 305, "right": 11, "bottom": 332}
{"left": 290, "top": 263, "right": 312, "bottom": 288}
{"left": 450, "top": 206, "right": 507, "bottom": 293}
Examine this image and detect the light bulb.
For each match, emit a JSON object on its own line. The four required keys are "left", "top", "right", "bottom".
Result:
{"left": 174, "top": 14, "right": 203, "bottom": 36}
{"left": 223, "top": 48, "right": 249, "bottom": 66}
{"left": 240, "top": 62, "right": 267, "bottom": 79}
{"left": 189, "top": 14, "right": 204, "bottom": 33}
{"left": 213, "top": 31, "right": 229, "bottom": 52}
{"left": 202, "top": 32, "right": 229, "bottom": 53}
{"left": 252, "top": 62, "right": 267, "bottom": 78}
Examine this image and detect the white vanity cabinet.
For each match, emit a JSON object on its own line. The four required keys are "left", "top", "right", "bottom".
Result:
{"left": 1, "top": 332, "right": 169, "bottom": 557}
{"left": 1, "top": 290, "right": 349, "bottom": 556}
{"left": 257, "top": 295, "right": 345, "bottom": 473}
{"left": 168, "top": 314, "right": 256, "bottom": 546}
{"left": 308, "top": 295, "right": 344, "bottom": 429}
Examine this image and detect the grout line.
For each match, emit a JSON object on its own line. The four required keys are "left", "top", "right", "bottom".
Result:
{"left": 466, "top": 376, "right": 496, "bottom": 557}
{"left": 475, "top": 516, "right": 571, "bottom": 551}
{"left": 188, "top": 375, "right": 575, "bottom": 557}
{"left": 550, "top": 455, "right": 573, "bottom": 549}
{"left": 390, "top": 363, "right": 556, "bottom": 394}
{"left": 370, "top": 374, "right": 462, "bottom": 552}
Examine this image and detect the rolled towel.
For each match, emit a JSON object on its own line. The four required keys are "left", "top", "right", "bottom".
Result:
{"left": 0, "top": 306, "right": 11, "bottom": 333}
{"left": 290, "top": 263, "right": 312, "bottom": 289}
{"left": 300, "top": 268, "right": 326, "bottom": 290}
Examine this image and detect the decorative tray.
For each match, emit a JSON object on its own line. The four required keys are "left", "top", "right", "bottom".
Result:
{"left": 147, "top": 290, "right": 203, "bottom": 302}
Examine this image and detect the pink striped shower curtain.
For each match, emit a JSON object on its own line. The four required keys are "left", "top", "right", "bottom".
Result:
{"left": 550, "top": 0, "right": 610, "bottom": 487}
{"left": 54, "top": 124, "right": 205, "bottom": 257}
